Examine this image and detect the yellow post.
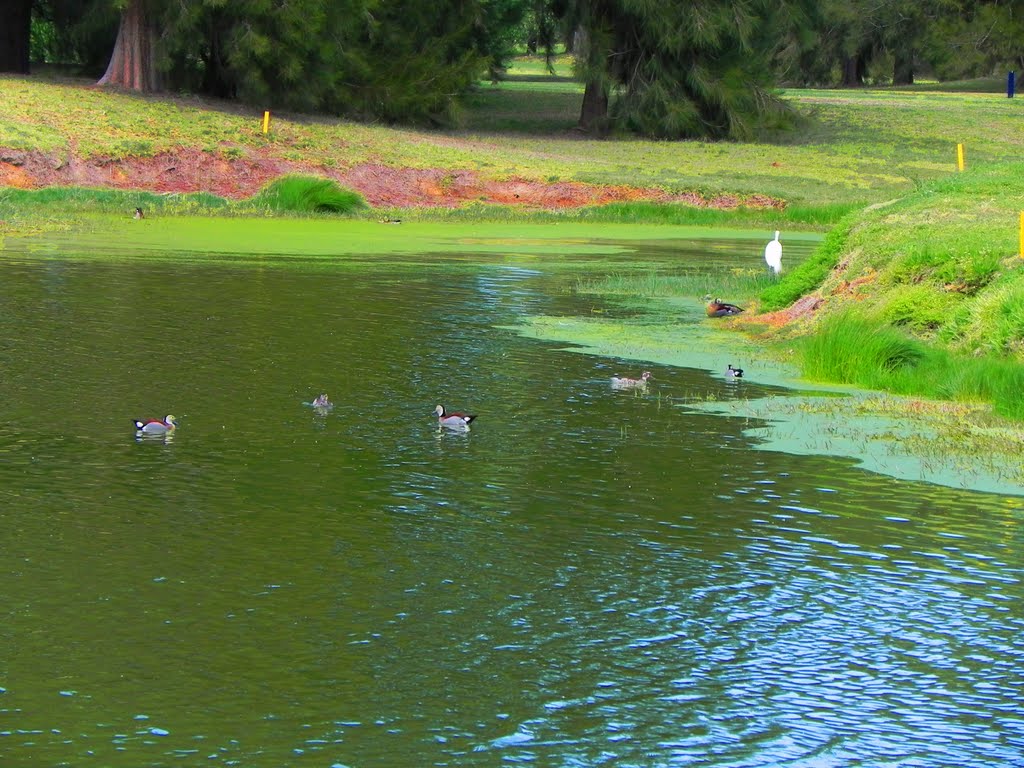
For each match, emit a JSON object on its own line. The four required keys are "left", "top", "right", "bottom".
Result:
{"left": 262, "top": 110, "right": 271, "bottom": 134}
{"left": 1020, "top": 211, "right": 1024, "bottom": 258}
{"left": 956, "top": 143, "right": 964, "bottom": 171}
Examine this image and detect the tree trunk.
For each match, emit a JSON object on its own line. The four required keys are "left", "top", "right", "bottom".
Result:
{"left": 201, "top": 14, "right": 234, "bottom": 99}
{"left": 893, "top": 53, "right": 914, "bottom": 85}
{"left": 97, "top": 0, "right": 159, "bottom": 91}
{"left": 0, "top": 0, "right": 32, "bottom": 74}
{"left": 841, "top": 55, "right": 864, "bottom": 87}
{"left": 578, "top": 78, "right": 609, "bottom": 134}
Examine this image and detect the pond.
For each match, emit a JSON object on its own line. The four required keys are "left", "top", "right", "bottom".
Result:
{"left": 1, "top": 228, "right": 1022, "bottom": 768}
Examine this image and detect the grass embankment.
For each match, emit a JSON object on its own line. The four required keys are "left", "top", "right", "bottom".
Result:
{"left": 758, "top": 163, "right": 1024, "bottom": 419}
{"left": 3, "top": 64, "right": 1023, "bottom": 214}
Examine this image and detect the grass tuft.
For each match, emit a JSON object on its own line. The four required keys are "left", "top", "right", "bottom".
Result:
{"left": 250, "top": 175, "right": 368, "bottom": 215}
{"left": 803, "top": 310, "right": 924, "bottom": 386}
{"left": 802, "top": 308, "right": 1024, "bottom": 419}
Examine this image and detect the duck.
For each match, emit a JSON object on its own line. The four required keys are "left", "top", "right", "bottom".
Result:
{"left": 726, "top": 364, "right": 744, "bottom": 379}
{"left": 134, "top": 207, "right": 145, "bottom": 219}
{"left": 706, "top": 297, "right": 745, "bottom": 317}
{"left": 311, "top": 393, "right": 333, "bottom": 409}
{"left": 435, "top": 404, "right": 476, "bottom": 429}
{"left": 133, "top": 415, "right": 177, "bottom": 434}
{"left": 611, "top": 371, "right": 652, "bottom": 389}
{"left": 764, "top": 230, "right": 782, "bottom": 275}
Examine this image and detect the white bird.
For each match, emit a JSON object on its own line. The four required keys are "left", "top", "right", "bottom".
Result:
{"left": 764, "top": 230, "right": 782, "bottom": 275}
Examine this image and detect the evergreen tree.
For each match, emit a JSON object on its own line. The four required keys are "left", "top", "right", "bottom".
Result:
{"left": 923, "top": 0, "right": 1024, "bottom": 80}
{"left": 558, "top": 0, "right": 802, "bottom": 139}
{"left": 74, "top": 0, "right": 512, "bottom": 123}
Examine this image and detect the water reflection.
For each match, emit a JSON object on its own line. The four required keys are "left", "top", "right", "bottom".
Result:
{"left": 0, "top": 250, "right": 1021, "bottom": 767}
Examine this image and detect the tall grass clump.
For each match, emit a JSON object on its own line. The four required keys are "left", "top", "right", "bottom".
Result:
{"left": 802, "top": 308, "right": 1024, "bottom": 419}
{"left": 802, "top": 309, "right": 924, "bottom": 388}
{"left": 252, "top": 175, "right": 367, "bottom": 215}
{"left": 940, "top": 273, "right": 1024, "bottom": 356}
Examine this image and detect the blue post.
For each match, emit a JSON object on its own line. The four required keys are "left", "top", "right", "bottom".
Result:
{"left": 1009, "top": 71, "right": 1016, "bottom": 98}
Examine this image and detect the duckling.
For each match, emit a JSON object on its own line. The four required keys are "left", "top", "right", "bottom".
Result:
{"left": 726, "top": 364, "right": 744, "bottom": 379}
{"left": 611, "top": 371, "right": 652, "bottom": 389}
{"left": 435, "top": 404, "right": 476, "bottom": 429}
{"left": 706, "top": 297, "right": 744, "bottom": 317}
{"left": 133, "top": 415, "right": 177, "bottom": 434}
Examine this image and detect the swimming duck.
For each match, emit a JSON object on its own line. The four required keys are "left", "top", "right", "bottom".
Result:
{"left": 311, "top": 393, "right": 333, "bottom": 409}
{"left": 133, "top": 415, "right": 177, "bottom": 434}
{"left": 726, "top": 364, "right": 744, "bottom": 379}
{"left": 764, "top": 230, "right": 782, "bottom": 275}
{"left": 435, "top": 404, "right": 476, "bottom": 429}
{"left": 611, "top": 371, "right": 652, "bottom": 389}
{"left": 134, "top": 207, "right": 145, "bottom": 219}
{"left": 706, "top": 298, "right": 745, "bottom": 317}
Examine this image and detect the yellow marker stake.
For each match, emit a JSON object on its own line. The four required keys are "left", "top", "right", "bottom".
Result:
{"left": 262, "top": 110, "right": 271, "bottom": 134}
{"left": 1020, "top": 211, "right": 1023, "bottom": 258}
{"left": 956, "top": 143, "right": 964, "bottom": 171}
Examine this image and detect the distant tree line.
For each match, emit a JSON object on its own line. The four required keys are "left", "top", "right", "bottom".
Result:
{"left": 1, "top": 0, "right": 1022, "bottom": 140}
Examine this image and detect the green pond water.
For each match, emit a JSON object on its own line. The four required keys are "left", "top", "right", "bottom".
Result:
{"left": 1, "top": 223, "right": 1022, "bottom": 768}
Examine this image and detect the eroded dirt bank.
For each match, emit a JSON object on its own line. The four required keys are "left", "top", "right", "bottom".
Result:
{"left": 0, "top": 146, "right": 783, "bottom": 210}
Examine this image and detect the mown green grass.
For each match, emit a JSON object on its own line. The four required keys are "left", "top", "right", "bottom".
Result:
{"left": 3, "top": 65, "right": 1023, "bottom": 208}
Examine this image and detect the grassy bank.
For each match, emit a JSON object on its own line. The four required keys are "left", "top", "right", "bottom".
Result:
{"left": 3, "top": 68, "right": 1023, "bottom": 209}
{"left": 755, "top": 162, "right": 1024, "bottom": 418}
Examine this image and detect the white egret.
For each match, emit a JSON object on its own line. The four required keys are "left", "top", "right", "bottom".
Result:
{"left": 764, "top": 230, "right": 782, "bottom": 275}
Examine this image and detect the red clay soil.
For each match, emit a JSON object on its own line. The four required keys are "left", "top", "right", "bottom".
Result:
{"left": 0, "top": 146, "right": 784, "bottom": 210}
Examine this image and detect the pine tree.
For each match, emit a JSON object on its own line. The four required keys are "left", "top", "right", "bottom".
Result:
{"left": 558, "top": 0, "right": 801, "bottom": 139}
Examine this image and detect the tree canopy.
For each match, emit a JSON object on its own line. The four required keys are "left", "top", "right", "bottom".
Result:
{"left": 8, "top": 0, "right": 1024, "bottom": 139}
